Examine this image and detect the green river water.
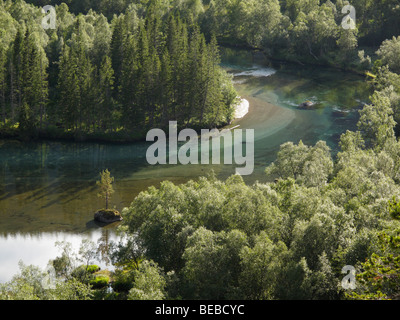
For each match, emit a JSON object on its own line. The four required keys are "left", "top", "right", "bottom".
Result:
{"left": 0, "top": 48, "right": 372, "bottom": 281}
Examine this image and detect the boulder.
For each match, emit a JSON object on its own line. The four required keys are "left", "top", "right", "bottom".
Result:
{"left": 94, "top": 209, "right": 123, "bottom": 224}
{"left": 299, "top": 100, "right": 314, "bottom": 108}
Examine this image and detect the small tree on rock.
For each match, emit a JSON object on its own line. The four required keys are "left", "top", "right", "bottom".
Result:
{"left": 97, "top": 169, "right": 114, "bottom": 210}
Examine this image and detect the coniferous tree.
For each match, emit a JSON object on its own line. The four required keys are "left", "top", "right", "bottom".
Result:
{"left": 110, "top": 16, "right": 126, "bottom": 99}
{"left": 119, "top": 33, "right": 137, "bottom": 129}
{"left": 97, "top": 55, "right": 114, "bottom": 130}
{"left": 0, "top": 1, "right": 237, "bottom": 136}
{"left": 57, "top": 45, "right": 79, "bottom": 129}
{"left": 8, "top": 59, "right": 16, "bottom": 123}
{"left": 21, "top": 30, "right": 49, "bottom": 130}
{"left": 0, "top": 46, "right": 6, "bottom": 124}
{"left": 96, "top": 169, "right": 114, "bottom": 210}
{"left": 134, "top": 22, "right": 150, "bottom": 128}
{"left": 159, "top": 48, "right": 172, "bottom": 127}
{"left": 12, "top": 27, "right": 24, "bottom": 115}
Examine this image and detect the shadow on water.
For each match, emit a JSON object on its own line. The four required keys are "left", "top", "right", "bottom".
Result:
{"left": 0, "top": 47, "right": 373, "bottom": 235}
{"left": 85, "top": 219, "right": 123, "bottom": 230}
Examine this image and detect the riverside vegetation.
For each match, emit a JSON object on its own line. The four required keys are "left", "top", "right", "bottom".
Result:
{"left": 1, "top": 0, "right": 400, "bottom": 300}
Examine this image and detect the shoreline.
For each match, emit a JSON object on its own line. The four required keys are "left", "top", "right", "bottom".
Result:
{"left": 233, "top": 95, "right": 296, "bottom": 141}
{"left": 0, "top": 91, "right": 298, "bottom": 148}
{"left": 0, "top": 98, "right": 255, "bottom": 145}
{"left": 219, "top": 41, "right": 370, "bottom": 77}
{"left": 234, "top": 97, "right": 250, "bottom": 119}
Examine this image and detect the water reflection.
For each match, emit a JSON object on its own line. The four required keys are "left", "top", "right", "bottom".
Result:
{"left": 0, "top": 47, "right": 373, "bottom": 282}
{"left": 0, "top": 228, "right": 119, "bottom": 283}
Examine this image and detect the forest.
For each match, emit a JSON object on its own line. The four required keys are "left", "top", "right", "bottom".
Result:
{"left": 1, "top": 0, "right": 400, "bottom": 301}
{"left": 0, "top": 0, "right": 238, "bottom": 141}
{"left": 2, "top": 0, "right": 400, "bottom": 140}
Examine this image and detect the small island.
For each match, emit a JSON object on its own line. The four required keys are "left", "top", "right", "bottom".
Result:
{"left": 94, "top": 169, "right": 122, "bottom": 225}
{"left": 94, "top": 209, "right": 122, "bottom": 224}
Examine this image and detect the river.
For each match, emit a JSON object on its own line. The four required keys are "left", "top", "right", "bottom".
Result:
{"left": 0, "top": 48, "right": 372, "bottom": 282}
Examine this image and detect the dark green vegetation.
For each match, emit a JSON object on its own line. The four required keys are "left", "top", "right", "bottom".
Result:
{"left": 2, "top": 77, "right": 400, "bottom": 299}
{"left": 2, "top": 0, "right": 400, "bottom": 301}
{"left": 0, "top": 0, "right": 237, "bottom": 141}
{"left": 1, "top": 0, "right": 400, "bottom": 140}
{"left": 21, "top": 0, "right": 400, "bottom": 69}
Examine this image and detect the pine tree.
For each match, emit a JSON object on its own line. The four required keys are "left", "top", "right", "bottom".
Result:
{"left": 186, "top": 26, "right": 203, "bottom": 125}
{"left": 0, "top": 46, "right": 6, "bottom": 124}
{"left": 38, "top": 48, "right": 49, "bottom": 130}
{"left": 147, "top": 47, "right": 161, "bottom": 127}
{"left": 57, "top": 17, "right": 95, "bottom": 131}
{"left": 21, "top": 30, "right": 48, "bottom": 130}
{"left": 73, "top": 17, "right": 95, "bottom": 131}
{"left": 110, "top": 16, "right": 126, "bottom": 99}
{"left": 96, "top": 169, "right": 114, "bottom": 210}
{"left": 8, "top": 60, "right": 16, "bottom": 123}
{"left": 18, "top": 102, "right": 35, "bottom": 134}
{"left": 98, "top": 55, "right": 114, "bottom": 130}
{"left": 168, "top": 17, "right": 188, "bottom": 123}
{"left": 57, "top": 45, "right": 80, "bottom": 129}
{"left": 12, "top": 27, "right": 24, "bottom": 115}
{"left": 134, "top": 22, "right": 151, "bottom": 128}
{"left": 206, "top": 34, "right": 224, "bottom": 127}
{"left": 159, "top": 48, "right": 172, "bottom": 128}
{"left": 120, "top": 34, "right": 137, "bottom": 129}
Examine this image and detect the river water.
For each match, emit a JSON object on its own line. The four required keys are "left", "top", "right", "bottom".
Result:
{"left": 0, "top": 48, "right": 372, "bottom": 282}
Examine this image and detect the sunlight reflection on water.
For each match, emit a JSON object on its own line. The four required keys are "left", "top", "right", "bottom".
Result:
{"left": 0, "top": 231, "right": 118, "bottom": 283}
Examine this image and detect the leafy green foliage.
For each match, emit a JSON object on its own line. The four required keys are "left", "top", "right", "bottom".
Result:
{"left": 347, "top": 232, "right": 400, "bottom": 300}
{"left": 3, "top": 0, "right": 400, "bottom": 301}
{"left": 89, "top": 275, "right": 110, "bottom": 289}
{"left": 127, "top": 260, "right": 166, "bottom": 300}
{"left": 377, "top": 36, "right": 400, "bottom": 74}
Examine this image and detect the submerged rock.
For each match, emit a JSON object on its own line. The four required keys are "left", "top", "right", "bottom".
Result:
{"left": 94, "top": 209, "right": 123, "bottom": 224}
{"left": 299, "top": 100, "right": 315, "bottom": 108}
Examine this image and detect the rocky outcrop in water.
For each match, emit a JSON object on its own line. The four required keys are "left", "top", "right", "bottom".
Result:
{"left": 94, "top": 209, "right": 122, "bottom": 224}
{"left": 299, "top": 101, "right": 315, "bottom": 108}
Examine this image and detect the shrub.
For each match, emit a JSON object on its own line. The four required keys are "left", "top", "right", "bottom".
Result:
{"left": 86, "top": 265, "right": 100, "bottom": 274}
{"left": 112, "top": 270, "right": 134, "bottom": 292}
{"left": 89, "top": 275, "right": 110, "bottom": 289}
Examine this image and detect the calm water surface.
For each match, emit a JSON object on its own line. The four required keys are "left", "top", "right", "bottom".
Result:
{"left": 0, "top": 48, "right": 372, "bottom": 282}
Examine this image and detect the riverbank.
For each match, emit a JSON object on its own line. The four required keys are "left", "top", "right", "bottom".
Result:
{"left": 233, "top": 95, "right": 295, "bottom": 141}
{"left": 219, "top": 41, "right": 373, "bottom": 77}
{"left": 0, "top": 51, "right": 370, "bottom": 237}
{"left": 0, "top": 97, "right": 251, "bottom": 145}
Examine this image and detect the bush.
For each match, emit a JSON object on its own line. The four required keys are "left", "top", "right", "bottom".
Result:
{"left": 86, "top": 265, "right": 100, "bottom": 274}
{"left": 112, "top": 270, "right": 134, "bottom": 293}
{"left": 71, "top": 265, "right": 100, "bottom": 282}
{"left": 89, "top": 275, "right": 110, "bottom": 289}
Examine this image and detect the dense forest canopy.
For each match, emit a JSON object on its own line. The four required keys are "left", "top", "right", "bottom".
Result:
{"left": 20, "top": 0, "right": 400, "bottom": 62}
{"left": 0, "top": 0, "right": 238, "bottom": 140}
{"left": 2, "top": 0, "right": 400, "bottom": 140}
{"left": 1, "top": 0, "right": 400, "bottom": 301}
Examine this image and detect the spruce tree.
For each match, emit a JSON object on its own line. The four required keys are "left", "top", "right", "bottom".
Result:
{"left": 119, "top": 34, "right": 137, "bottom": 129}
{"left": 0, "top": 46, "right": 6, "bottom": 124}
{"left": 134, "top": 22, "right": 150, "bottom": 128}
{"left": 21, "top": 31, "right": 48, "bottom": 130}
{"left": 159, "top": 49, "right": 172, "bottom": 128}
{"left": 57, "top": 45, "right": 79, "bottom": 129}
{"left": 98, "top": 55, "right": 114, "bottom": 130}
{"left": 110, "top": 16, "right": 126, "bottom": 99}
{"left": 12, "top": 27, "right": 24, "bottom": 114}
